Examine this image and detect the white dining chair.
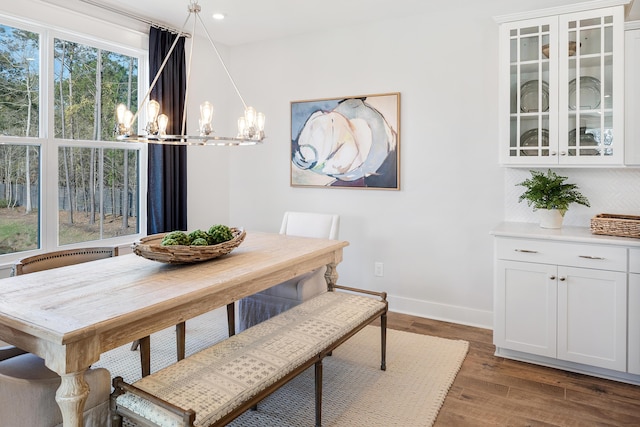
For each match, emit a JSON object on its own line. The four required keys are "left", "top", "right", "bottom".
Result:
{"left": 0, "top": 247, "right": 119, "bottom": 426}
{"left": 238, "top": 211, "right": 340, "bottom": 330}
{"left": 0, "top": 348, "right": 111, "bottom": 427}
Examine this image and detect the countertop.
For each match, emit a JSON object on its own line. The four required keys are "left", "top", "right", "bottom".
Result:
{"left": 491, "top": 222, "right": 640, "bottom": 248}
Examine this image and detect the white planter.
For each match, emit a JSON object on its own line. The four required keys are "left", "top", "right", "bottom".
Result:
{"left": 538, "top": 209, "right": 564, "bottom": 229}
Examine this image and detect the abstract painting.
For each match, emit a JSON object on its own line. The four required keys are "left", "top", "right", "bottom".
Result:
{"left": 290, "top": 93, "right": 400, "bottom": 189}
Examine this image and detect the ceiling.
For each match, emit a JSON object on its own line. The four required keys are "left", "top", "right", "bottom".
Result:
{"left": 47, "top": 0, "right": 640, "bottom": 46}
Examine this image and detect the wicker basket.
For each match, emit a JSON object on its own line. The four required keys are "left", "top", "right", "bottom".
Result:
{"left": 132, "top": 228, "right": 246, "bottom": 264}
{"left": 590, "top": 214, "right": 640, "bottom": 239}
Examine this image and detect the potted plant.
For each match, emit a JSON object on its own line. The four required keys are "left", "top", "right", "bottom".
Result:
{"left": 517, "top": 169, "right": 590, "bottom": 228}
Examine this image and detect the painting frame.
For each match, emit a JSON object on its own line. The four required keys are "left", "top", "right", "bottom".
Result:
{"left": 290, "top": 92, "right": 400, "bottom": 190}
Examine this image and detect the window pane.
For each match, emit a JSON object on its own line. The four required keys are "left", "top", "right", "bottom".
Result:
{"left": 103, "top": 148, "right": 139, "bottom": 239}
{"left": 54, "top": 39, "right": 138, "bottom": 141}
{"left": 0, "top": 24, "right": 39, "bottom": 137}
{"left": 0, "top": 144, "right": 40, "bottom": 254}
{"left": 58, "top": 146, "right": 139, "bottom": 245}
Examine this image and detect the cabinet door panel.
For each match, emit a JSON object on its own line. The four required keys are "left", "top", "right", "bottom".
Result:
{"left": 629, "top": 274, "right": 640, "bottom": 375}
{"left": 494, "top": 260, "right": 557, "bottom": 357}
{"left": 625, "top": 28, "right": 640, "bottom": 165}
{"left": 630, "top": 248, "right": 640, "bottom": 274}
{"left": 558, "top": 7, "right": 624, "bottom": 165}
{"left": 499, "top": 17, "right": 558, "bottom": 165}
{"left": 557, "top": 266, "right": 626, "bottom": 371}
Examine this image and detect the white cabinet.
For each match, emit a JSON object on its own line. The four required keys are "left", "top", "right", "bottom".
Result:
{"left": 494, "top": 236, "right": 627, "bottom": 371}
{"left": 494, "top": 260, "right": 557, "bottom": 357}
{"left": 625, "top": 24, "right": 640, "bottom": 165}
{"left": 629, "top": 248, "right": 640, "bottom": 374}
{"left": 557, "top": 266, "right": 627, "bottom": 371}
{"left": 497, "top": 5, "right": 626, "bottom": 166}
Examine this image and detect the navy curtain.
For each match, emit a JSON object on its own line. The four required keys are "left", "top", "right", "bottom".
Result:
{"left": 147, "top": 27, "right": 188, "bottom": 234}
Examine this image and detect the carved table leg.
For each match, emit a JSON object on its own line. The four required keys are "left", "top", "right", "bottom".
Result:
{"left": 55, "top": 371, "right": 89, "bottom": 427}
{"left": 324, "top": 263, "right": 338, "bottom": 291}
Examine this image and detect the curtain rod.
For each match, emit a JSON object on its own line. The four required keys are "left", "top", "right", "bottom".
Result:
{"left": 79, "top": 0, "right": 191, "bottom": 37}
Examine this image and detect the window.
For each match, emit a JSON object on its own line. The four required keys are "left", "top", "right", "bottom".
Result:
{"left": 0, "top": 17, "right": 146, "bottom": 259}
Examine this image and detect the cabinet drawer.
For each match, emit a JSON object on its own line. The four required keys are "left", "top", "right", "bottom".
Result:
{"left": 630, "top": 249, "right": 640, "bottom": 274}
{"left": 496, "top": 238, "right": 627, "bottom": 271}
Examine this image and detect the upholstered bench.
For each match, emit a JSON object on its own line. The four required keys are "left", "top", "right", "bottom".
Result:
{"left": 110, "top": 286, "right": 387, "bottom": 427}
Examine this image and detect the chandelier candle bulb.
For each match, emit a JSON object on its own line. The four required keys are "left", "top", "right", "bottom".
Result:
{"left": 237, "top": 117, "right": 246, "bottom": 137}
{"left": 146, "top": 100, "right": 160, "bottom": 134}
{"left": 116, "top": 103, "right": 127, "bottom": 124}
{"left": 158, "top": 114, "right": 169, "bottom": 136}
{"left": 245, "top": 106, "right": 257, "bottom": 127}
{"left": 115, "top": 103, "right": 133, "bottom": 135}
{"left": 199, "top": 101, "right": 214, "bottom": 135}
{"left": 257, "top": 112, "right": 266, "bottom": 131}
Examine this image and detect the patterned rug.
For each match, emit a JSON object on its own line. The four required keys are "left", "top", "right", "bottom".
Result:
{"left": 95, "top": 307, "right": 469, "bottom": 427}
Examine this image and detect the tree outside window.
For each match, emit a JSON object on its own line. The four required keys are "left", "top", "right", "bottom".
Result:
{"left": 0, "top": 21, "right": 143, "bottom": 254}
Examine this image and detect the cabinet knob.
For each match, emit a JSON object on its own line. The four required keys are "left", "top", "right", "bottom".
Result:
{"left": 551, "top": 151, "right": 558, "bottom": 156}
{"left": 559, "top": 276, "right": 566, "bottom": 281}
{"left": 560, "top": 151, "right": 567, "bottom": 156}
{"left": 550, "top": 275, "right": 556, "bottom": 280}
{"left": 515, "top": 249, "right": 538, "bottom": 253}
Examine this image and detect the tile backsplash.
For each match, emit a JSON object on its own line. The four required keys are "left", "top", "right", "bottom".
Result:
{"left": 505, "top": 168, "right": 640, "bottom": 227}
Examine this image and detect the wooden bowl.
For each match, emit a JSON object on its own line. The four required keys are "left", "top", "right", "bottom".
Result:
{"left": 542, "top": 41, "right": 578, "bottom": 58}
{"left": 132, "top": 228, "right": 246, "bottom": 264}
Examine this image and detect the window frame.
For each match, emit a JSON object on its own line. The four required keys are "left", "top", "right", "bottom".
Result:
{"left": 0, "top": 12, "right": 149, "bottom": 264}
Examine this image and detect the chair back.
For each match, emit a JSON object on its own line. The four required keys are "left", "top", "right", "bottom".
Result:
{"left": 12, "top": 247, "right": 119, "bottom": 276}
{"left": 279, "top": 212, "right": 340, "bottom": 240}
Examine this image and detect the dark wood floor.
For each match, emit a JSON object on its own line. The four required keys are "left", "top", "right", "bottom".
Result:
{"left": 381, "top": 311, "right": 640, "bottom": 427}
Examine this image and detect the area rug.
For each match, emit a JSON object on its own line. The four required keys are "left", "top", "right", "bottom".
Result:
{"left": 95, "top": 308, "right": 469, "bottom": 427}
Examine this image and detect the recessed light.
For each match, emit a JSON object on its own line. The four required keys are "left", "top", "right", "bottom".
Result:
{"left": 212, "top": 13, "right": 225, "bottom": 20}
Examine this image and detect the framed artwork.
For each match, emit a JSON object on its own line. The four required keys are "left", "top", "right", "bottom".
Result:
{"left": 290, "top": 92, "right": 400, "bottom": 190}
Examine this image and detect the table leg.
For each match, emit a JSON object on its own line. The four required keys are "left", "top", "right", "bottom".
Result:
{"left": 324, "top": 263, "right": 338, "bottom": 291}
{"left": 227, "top": 302, "right": 236, "bottom": 337}
{"left": 55, "top": 370, "right": 89, "bottom": 427}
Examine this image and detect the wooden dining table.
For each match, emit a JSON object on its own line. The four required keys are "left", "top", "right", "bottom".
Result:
{"left": 0, "top": 231, "right": 348, "bottom": 427}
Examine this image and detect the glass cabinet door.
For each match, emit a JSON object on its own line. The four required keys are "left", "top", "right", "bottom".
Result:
{"left": 504, "top": 18, "right": 558, "bottom": 164}
{"left": 559, "top": 8, "right": 623, "bottom": 164}
{"left": 499, "top": 5, "right": 624, "bottom": 166}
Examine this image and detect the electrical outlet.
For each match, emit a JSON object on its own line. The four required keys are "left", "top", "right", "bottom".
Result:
{"left": 374, "top": 262, "right": 384, "bottom": 277}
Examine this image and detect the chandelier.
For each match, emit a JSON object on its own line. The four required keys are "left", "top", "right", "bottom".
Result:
{"left": 115, "top": 1, "right": 265, "bottom": 146}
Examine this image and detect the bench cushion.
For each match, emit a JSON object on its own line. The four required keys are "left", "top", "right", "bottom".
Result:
{"left": 115, "top": 291, "right": 386, "bottom": 427}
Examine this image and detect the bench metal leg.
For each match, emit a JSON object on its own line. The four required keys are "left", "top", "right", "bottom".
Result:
{"left": 177, "top": 322, "right": 186, "bottom": 361}
{"left": 227, "top": 303, "right": 236, "bottom": 337}
{"left": 315, "top": 359, "right": 323, "bottom": 427}
{"left": 139, "top": 336, "right": 151, "bottom": 377}
{"left": 381, "top": 313, "right": 387, "bottom": 371}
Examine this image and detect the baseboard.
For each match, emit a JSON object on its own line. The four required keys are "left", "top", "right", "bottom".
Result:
{"left": 387, "top": 294, "right": 493, "bottom": 330}
{"left": 495, "top": 347, "right": 640, "bottom": 386}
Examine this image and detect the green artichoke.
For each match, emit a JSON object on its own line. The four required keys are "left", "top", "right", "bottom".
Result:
{"left": 160, "top": 237, "right": 180, "bottom": 246}
{"left": 208, "top": 224, "right": 233, "bottom": 244}
{"left": 188, "top": 229, "right": 209, "bottom": 245}
{"left": 190, "top": 237, "right": 209, "bottom": 246}
{"left": 162, "top": 231, "right": 189, "bottom": 246}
